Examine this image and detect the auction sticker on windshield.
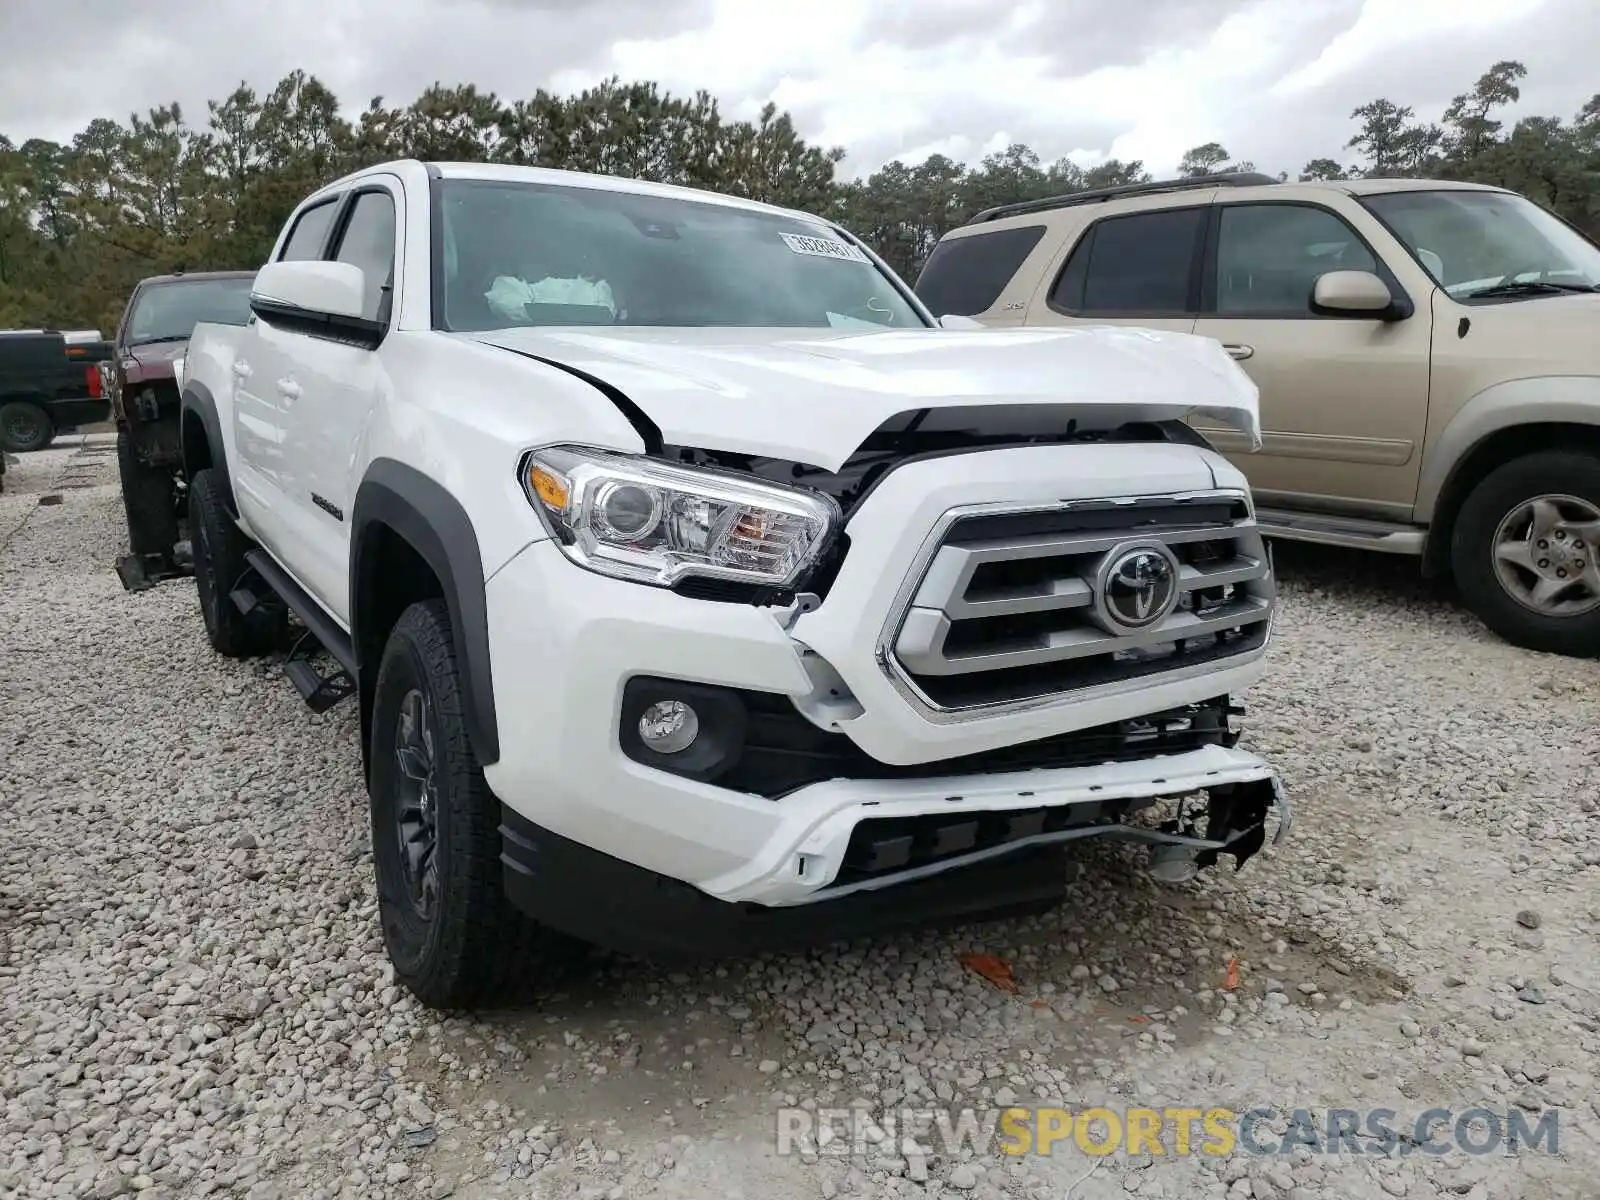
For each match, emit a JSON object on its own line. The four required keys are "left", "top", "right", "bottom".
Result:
{"left": 781, "top": 232, "right": 870, "bottom": 263}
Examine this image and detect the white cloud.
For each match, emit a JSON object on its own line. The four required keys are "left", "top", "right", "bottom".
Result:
{"left": 1, "top": 0, "right": 1594, "bottom": 183}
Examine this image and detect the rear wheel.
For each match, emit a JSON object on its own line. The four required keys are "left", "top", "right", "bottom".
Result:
{"left": 370, "top": 599, "right": 554, "bottom": 1008}
{"left": 1451, "top": 451, "right": 1600, "bottom": 657}
{"left": 0, "top": 401, "right": 53, "bottom": 453}
{"left": 188, "top": 467, "right": 283, "bottom": 657}
{"left": 117, "top": 428, "right": 179, "bottom": 559}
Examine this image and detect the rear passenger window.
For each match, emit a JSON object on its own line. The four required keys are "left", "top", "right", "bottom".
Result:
{"left": 915, "top": 225, "right": 1047, "bottom": 316}
{"left": 278, "top": 200, "right": 340, "bottom": 262}
{"left": 1049, "top": 208, "right": 1205, "bottom": 315}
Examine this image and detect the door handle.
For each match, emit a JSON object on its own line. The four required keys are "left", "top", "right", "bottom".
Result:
{"left": 276, "top": 379, "right": 301, "bottom": 401}
{"left": 1223, "top": 344, "right": 1254, "bottom": 361}
{"left": 231, "top": 360, "right": 252, "bottom": 379}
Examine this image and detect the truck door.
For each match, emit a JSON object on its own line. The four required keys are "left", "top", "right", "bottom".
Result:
{"left": 231, "top": 196, "right": 345, "bottom": 559}
{"left": 1190, "top": 201, "right": 1432, "bottom": 513}
{"left": 279, "top": 182, "right": 402, "bottom": 623}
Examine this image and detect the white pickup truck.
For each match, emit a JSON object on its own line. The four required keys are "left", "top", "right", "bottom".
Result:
{"left": 177, "top": 160, "right": 1289, "bottom": 1008}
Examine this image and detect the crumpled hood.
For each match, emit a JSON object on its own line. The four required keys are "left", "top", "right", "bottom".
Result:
{"left": 120, "top": 341, "right": 188, "bottom": 386}
{"left": 465, "top": 325, "right": 1261, "bottom": 471}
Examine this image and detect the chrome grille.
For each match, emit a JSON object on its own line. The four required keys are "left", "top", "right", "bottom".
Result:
{"left": 887, "top": 492, "right": 1273, "bottom": 710}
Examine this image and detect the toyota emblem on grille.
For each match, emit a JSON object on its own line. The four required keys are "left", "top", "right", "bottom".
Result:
{"left": 1093, "top": 541, "right": 1181, "bottom": 634}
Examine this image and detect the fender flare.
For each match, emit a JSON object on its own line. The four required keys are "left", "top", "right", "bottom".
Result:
{"left": 179, "top": 382, "right": 236, "bottom": 514}
{"left": 1415, "top": 375, "right": 1600, "bottom": 525}
{"left": 350, "top": 459, "right": 500, "bottom": 766}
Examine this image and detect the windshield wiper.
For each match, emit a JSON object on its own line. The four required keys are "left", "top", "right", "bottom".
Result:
{"left": 1460, "top": 280, "right": 1600, "bottom": 300}
{"left": 127, "top": 335, "right": 194, "bottom": 347}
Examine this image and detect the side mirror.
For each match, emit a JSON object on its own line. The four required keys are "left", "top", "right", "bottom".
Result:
{"left": 1311, "top": 270, "right": 1395, "bottom": 316}
{"left": 938, "top": 314, "right": 985, "bottom": 329}
{"left": 251, "top": 260, "right": 367, "bottom": 322}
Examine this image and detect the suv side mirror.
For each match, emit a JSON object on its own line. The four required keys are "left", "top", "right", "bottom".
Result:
{"left": 938, "top": 314, "right": 985, "bottom": 329}
{"left": 251, "top": 260, "right": 367, "bottom": 322}
{"left": 1311, "top": 270, "right": 1396, "bottom": 316}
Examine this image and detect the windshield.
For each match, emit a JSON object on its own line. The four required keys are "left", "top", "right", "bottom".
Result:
{"left": 126, "top": 277, "right": 255, "bottom": 345}
{"left": 1362, "top": 190, "right": 1600, "bottom": 300}
{"left": 434, "top": 178, "right": 927, "bottom": 332}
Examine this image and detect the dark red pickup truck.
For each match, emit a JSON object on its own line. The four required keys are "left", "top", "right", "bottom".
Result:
{"left": 106, "top": 271, "right": 254, "bottom": 580}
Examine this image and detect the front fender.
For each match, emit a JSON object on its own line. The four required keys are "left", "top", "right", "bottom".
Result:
{"left": 1415, "top": 375, "right": 1600, "bottom": 524}
{"left": 179, "top": 381, "right": 236, "bottom": 515}
{"left": 350, "top": 459, "right": 499, "bottom": 767}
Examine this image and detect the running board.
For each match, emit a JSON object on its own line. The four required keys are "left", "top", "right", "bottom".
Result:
{"left": 284, "top": 657, "right": 357, "bottom": 714}
{"left": 1255, "top": 508, "right": 1425, "bottom": 556}
{"left": 242, "top": 549, "right": 357, "bottom": 673}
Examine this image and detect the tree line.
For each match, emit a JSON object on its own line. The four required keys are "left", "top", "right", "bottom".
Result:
{"left": 1, "top": 60, "right": 1595, "bottom": 332}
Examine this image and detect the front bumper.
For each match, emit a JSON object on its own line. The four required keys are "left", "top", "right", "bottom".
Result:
{"left": 482, "top": 531, "right": 1287, "bottom": 914}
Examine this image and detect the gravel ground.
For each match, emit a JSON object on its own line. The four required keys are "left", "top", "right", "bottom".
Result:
{"left": 2, "top": 435, "right": 1598, "bottom": 1200}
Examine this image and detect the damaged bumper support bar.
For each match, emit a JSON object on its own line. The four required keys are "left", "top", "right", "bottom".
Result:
{"left": 498, "top": 744, "right": 1289, "bottom": 960}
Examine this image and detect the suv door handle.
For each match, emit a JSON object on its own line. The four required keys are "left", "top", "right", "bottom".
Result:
{"left": 1223, "top": 344, "right": 1254, "bottom": 361}
{"left": 231, "top": 360, "right": 252, "bottom": 379}
{"left": 276, "top": 379, "right": 301, "bottom": 401}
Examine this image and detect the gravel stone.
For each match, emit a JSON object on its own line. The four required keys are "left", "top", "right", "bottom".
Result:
{"left": 1, "top": 440, "right": 1596, "bottom": 1200}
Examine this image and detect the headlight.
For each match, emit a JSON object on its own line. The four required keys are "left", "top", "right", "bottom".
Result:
{"left": 172, "top": 356, "right": 186, "bottom": 388}
{"left": 521, "top": 445, "right": 840, "bottom": 589}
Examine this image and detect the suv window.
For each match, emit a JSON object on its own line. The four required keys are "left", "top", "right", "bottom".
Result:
{"left": 1050, "top": 208, "right": 1204, "bottom": 315}
{"left": 279, "top": 199, "right": 340, "bottom": 263}
{"left": 915, "top": 225, "right": 1046, "bottom": 316}
{"left": 332, "top": 191, "right": 397, "bottom": 322}
{"left": 1213, "top": 203, "right": 1378, "bottom": 315}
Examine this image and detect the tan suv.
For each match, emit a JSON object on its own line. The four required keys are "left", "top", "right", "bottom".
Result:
{"left": 917, "top": 172, "right": 1600, "bottom": 656}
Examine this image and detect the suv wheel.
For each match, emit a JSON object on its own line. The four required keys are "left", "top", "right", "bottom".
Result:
{"left": 1451, "top": 450, "right": 1600, "bottom": 657}
{"left": 188, "top": 468, "right": 283, "bottom": 657}
{"left": 0, "top": 401, "right": 54, "bottom": 453}
{"left": 370, "top": 599, "right": 552, "bottom": 1008}
{"left": 117, "top": 429, "right": 180, "bottom": 559}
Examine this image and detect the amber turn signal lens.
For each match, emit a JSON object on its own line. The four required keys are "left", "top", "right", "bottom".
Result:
{"left": 527, "top": 464, "right": 570, "bottom": 511}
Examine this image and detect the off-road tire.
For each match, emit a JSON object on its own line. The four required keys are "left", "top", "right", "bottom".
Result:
{"left": 370, "top": 599, "right": 553, "bottom": 1008}
{"left": 1451, "top": 450, "right": 1600, "bottom": 658}
{"left": 0, "top": 401, "right": 54, "bottom": 453}
{"left": 188, "top": 468, "right": 283, "bottom": 657}
{"left": 117, "top": 428, "right": 180, "bottom": 559}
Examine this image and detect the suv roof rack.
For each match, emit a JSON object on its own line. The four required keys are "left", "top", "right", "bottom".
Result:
{"left": 968, "top": 171, "right": 1281, "bottom": 225}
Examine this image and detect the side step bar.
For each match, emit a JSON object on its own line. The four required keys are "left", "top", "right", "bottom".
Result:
{"left": 241, "top": 549, "right": 358, "bottom": 712}
{"left": 1255, "top": 508, "right": 1426, "bottom": 556}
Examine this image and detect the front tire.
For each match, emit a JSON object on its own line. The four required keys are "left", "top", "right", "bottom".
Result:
{"left": 117, "top": 428, "right": 179, "bottom": 559}
{"left": 0, "top": 401, "right": 54, "bottom": 453}
{"left": 1451, "top": 450, "right": 1600, "bottom": 657}
{"left": 369, "top": 599, "right": 550, "bottom": 1008}
{"left": 188, "top": 468, "right": 283, "bottom": 657}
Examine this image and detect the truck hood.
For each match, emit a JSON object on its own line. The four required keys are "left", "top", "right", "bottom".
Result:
{"left": 1457, "top": 290, "right": 1600, "bottom": 336}
{"left": 1435, "top": 290, "right": 1600, "bottom": 381}
{"left": 120, "top": 341, "right": 188, "bottom": 386}
{"left": 464, "top": 326, "right": 1261, "bottom": 471}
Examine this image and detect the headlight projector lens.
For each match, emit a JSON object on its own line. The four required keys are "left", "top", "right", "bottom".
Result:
{"left": 595, "top": 481, "right": 661, "bottom": 541}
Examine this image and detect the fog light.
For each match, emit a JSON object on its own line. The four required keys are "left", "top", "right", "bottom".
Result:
{"left": 638, "top": 700, "right": 699, "bottom": 754}
{"left": 1146, "top": 842, "right": 1200, "bottom": 884}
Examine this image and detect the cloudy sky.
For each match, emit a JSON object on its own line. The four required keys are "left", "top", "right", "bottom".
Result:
{"left": 1, "top": 0, "right": 1595, "bottom": 180}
